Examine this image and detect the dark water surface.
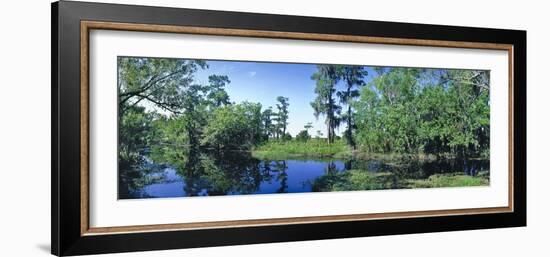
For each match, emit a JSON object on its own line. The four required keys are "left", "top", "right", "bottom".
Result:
{"left": 119, "top": 151, "right": 489, "bottom": 199}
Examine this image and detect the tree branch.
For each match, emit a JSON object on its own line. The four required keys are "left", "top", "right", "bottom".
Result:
{"left": 119, "top": 68, "right": 188, "bottom": 105}
{"left": 136, "top": 93, "right": 182, "bottom": 115}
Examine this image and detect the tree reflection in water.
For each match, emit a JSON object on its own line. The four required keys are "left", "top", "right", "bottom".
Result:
{"left": 119, "top": 149, "right": 489, "bottom": 199}
{"left": 274, "top": 161, "right": 288, "bottom": 193}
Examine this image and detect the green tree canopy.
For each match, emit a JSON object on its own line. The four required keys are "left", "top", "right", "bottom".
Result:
{"left": 336, "top": 65, "right": 368, "bottom": 148}
{"left": 118, "top": 57, "right": 206, "bottom": 115}
{"left": 206, "top": 75, "right": 231, "bottom": 107}
{"left": 311, "top": 65, "right": 341, "bottom": 143}
{"left": 275, "top": 96, "right": 290, "bottom": 140}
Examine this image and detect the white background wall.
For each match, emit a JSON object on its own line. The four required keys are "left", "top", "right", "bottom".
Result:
{"left": 0, "top": 0, "right": 547, "bottom": 256}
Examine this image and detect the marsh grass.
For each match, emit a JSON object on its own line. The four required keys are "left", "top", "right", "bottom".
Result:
{"left": 252, "top": 139, "right": 350, "bottom": 159}
{"left": 311, "top": 169, "right": 489, "bottom": 192}
{"left": 251, "top": 140, "right": 490, "bottom": 191}
{"left": 407, "top": 171, "right": 489, "bottom": 188}
{"left": 311, "top": 170, "right": 403, "bottom": 192}
{"left": 252, "top": 139, "right": 446, "bottom": 161}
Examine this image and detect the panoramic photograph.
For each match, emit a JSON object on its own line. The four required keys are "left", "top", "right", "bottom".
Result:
{"left": 117, "top": 56, "right": 490, "bottom": 199}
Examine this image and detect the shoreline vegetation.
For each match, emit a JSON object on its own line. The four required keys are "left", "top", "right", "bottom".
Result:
{"left": 312, "top": 170, "right": 489, "bottom": 192}
{"left": 251, "top": 139, "right": 488, "bottom": 162}
{"left": 118, "top": 57, "right": 491, "bottom": 197}
{"left": 251, "top": 139, "right": 489, "bottom": 189}
{"left": 252, "top": 139, "right": 440, "bottom": 160}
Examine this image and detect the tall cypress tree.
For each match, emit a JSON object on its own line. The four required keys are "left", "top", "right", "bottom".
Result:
{"left": 311, "top": 65, "right": 341, "bottom": 143}
{"left": 336, "top": 66, "right": 368, "bottom": 149}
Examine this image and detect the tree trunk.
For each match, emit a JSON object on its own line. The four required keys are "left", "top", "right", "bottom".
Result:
{"left": 347, "top": 104, "right": 355, "bottom": 149}
{"left": 327, "top": 122, "right": 331, "bottom": 144}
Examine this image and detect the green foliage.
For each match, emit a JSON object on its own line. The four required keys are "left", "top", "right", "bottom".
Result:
{"left": 206, "top": 75, "right": 231, "bottom": 107}
{"left": 118, "top": 57, "right": 210, "bottom": 166}
{"left": 312, "top": 169, "right": 489, "bottom": 192}
{"left": 118, "top": 105, "right": 163, "bottom": 196}
{"left": 119, "top": 57, "right": 490, "bottom": 180}
{"left": 180, "top": 84, "right": 210, "bottom": 146}
{"left": 282, "top": 132, "right": 292, "bottom": 141}
{"left": 118, "top": 57, "right": 206, "bottom": 114}
{"left": 296, "top": 122, "right": 314, "bottom": 141}
{"left": 148, "top": 116, "right": 191, "bottom": 165}
{"left": 118, "top": 56, "right": 288, "bottom": 154}
{"left": 119, "top": 105, "right": 157, "bottom": 163}
{"left": 311, "top": 65, "right": 369, "bottom": 146}
{"left": 118, "top": 57, "right": 491, "bottom": 197}
{"left": 261, "top": 107, "right": 276, "bottom": 140}
{"left": 353, "top": 68, "right": 489, "bottom": 158}
{"left": 252, "top": 139, "right": 349, "bottom": 159}
{"left": 274, "top": 96, "right": 290, "bottom": 139}
{"left": 295, "top": 130, "right": 311, "bottom": 142}
{"left": 201, "top": 102, "right": 265, "bottom": 150}
{"left": 407, "top": 173, "right": 489, "bottom": 188}
{"left": 336, "top": 65, "right": 368, "bottom": 148}
{"left": 311, "top": 65, "right": 342, "bottom": 143}
{"left": 312, "top": 170, "right": 400, "bottom": 192}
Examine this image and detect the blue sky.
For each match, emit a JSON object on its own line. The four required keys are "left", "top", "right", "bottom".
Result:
{"left": 194, "top": 60, "right": 376, "bottom": 137}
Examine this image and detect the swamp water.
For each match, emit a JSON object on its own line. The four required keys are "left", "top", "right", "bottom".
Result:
{"left": 119, "top": 151, "right": 489, "bottom": 199}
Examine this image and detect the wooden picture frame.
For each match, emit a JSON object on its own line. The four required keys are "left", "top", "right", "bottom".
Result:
{"left": 52, "top": 1, "right": 526, "bottom": 256}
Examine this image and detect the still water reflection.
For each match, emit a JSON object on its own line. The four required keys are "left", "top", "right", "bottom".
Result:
{"left": 119, "top": 151, "right": 489, "bottom": 199}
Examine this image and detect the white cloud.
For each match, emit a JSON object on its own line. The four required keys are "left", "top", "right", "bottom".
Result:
{"left": 247, "top": 71, "right": 257, "bottom": 77}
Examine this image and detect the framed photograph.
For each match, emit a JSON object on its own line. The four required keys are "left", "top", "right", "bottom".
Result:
{"left": 52, "top": 1, "right": 526, "bottom": 256}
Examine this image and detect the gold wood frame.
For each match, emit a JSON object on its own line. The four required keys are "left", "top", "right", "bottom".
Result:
{"left": 80, "top": 20, "right": 514, "bottom": 236}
